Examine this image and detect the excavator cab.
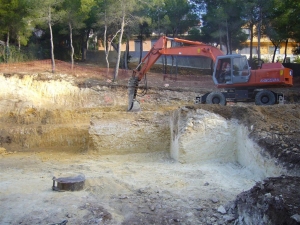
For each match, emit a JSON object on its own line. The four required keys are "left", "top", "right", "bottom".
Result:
{"left": 213, "top": 55, "right": 250, "bottom": 85}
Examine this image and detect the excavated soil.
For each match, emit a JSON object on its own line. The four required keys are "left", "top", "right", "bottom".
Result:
{"left": 0, "top": 60, "right": 299, "bottom": 225}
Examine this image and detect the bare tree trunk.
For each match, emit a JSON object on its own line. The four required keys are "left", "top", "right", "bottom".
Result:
{"left": 48, "top": 6, "right": 55, "bottom": 73}
{"left": 81, "top": 29, "right": 89, "bottom": 61}
{"left": 69, "top": 22, "right": 74, "bottom": 70}
{"left": 257, "top": 28, "right": 261, "bottom": 60}
{"left": 229, "top": 32, "right": 232, "bottom": 54}
{"left": 105, "top": 28, "right": 121, "bottom": 78}
{"left": 163, "top": 55, "right": 167, "bottom": 74}
{"left": 226, "top": 19, "right": 230, "bottom": 54}
{"left": 257, "top": 8, "right": 262, "bottom": 60}
{"left": 124, "top": 35, "right": 129, "bottom": 70}
{"left": 138, "top": 35, "right": 143, "bottom": 71}
{"left": 104, "top": 10, "right": 110, "bottom": 72}
{"left": 18, "top": 36, "right": 21, "bottom": 51}
{"left": 85, "top": 30, "right": 90, "bottom": 58}
{"left": 6, "top": 32, "right": 9, "bottom": 47}
{"left": 111, "top": 42, "right": 118, "bottom": 52}
{"left": 81, "top": 34, "right": 85, "bottom": 61}
{"left": 272, "top": 46, "right": 277, "bottom": 63}
{"left": 6, "top": 32, "right": 9, "bottom": 63}
{"left": 249, "top": 24, "right": 254, "bottom": 62}
{"left": 219, "top": 25, "right": 222, "bottom": 51}
{"left": 86, "top": 30, "right": 89, "bottom": 50}
{"left": 113, "top": 13, "right": 125, "bottom": 82}
{"left": 170, "top": 40, "right": 174, "bottom": 74}
{"left": 283, "top": 39, "right": 288, "bottom": 63}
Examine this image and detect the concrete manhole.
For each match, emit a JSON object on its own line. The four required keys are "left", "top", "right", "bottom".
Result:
{"left": 52, "top": 174, "right": 85, "bottom": 191}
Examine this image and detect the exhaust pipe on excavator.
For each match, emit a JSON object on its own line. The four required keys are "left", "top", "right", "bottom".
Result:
{"left": 127, "top": 76, "right": 141, "bottom": 112}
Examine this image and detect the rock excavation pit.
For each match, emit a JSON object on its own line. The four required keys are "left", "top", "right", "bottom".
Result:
{"left": 0, "top": 72, "right": 299, "bottom": 224}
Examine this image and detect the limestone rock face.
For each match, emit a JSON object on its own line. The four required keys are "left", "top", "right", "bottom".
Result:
{"left": 169, "top": 107, "right": 285, "bottom": 180}
{"left": 88, "top": 111, "right": 170, "bottom": 154}
{"left": 0, "top": 73, "right": 127, "bottom": 111}
{"left": 170, "top": 107, "right": 238, "bottom": 163}
{"left": 0, "top": 73, "right": 126, "bottom": 152}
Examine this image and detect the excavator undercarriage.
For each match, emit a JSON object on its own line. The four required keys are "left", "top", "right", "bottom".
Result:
{"left": 196, "top": 89, "right": 284, "bottom": 105}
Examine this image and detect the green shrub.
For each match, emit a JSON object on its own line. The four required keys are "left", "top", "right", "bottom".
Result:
{"left": 293, "top": 55, "right": 300, "bottom": 63}
{"left": 0, "top": 44, "right": 46, "bottom": 63}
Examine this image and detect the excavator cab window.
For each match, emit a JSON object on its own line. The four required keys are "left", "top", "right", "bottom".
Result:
{"left": 214, "top": 58, "right": 232, "bottom": 84}
{"left": 231, "top": 56, "right": 250, "bottom": 84}
{"left": 214, "top": 55, "right": 250, "bottom": 85}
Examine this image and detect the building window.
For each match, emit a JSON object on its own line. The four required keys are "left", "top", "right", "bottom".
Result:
{"left": 242, "top": 28, "right": 251, "bottom": 40}
{"left": 239, "top": 47, "right": 257, "bottom": 54}
{"left": 269, "top": 46, "right": 280, "bottom": 54}
{"left": 134, "top": 40, "right": 140, "bottom": 53}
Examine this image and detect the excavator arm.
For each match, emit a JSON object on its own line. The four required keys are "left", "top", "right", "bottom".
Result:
{"left": 127, "top": 36, "right": 224, "bottom": 111}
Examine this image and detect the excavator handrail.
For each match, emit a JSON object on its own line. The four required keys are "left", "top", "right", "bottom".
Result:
{"left": 166, "top": 36, "right": 204, "bottom": 46}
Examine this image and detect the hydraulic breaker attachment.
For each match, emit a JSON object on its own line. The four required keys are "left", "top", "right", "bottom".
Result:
{"left": 127, "top": 75, "right": 141, "bottom": 112}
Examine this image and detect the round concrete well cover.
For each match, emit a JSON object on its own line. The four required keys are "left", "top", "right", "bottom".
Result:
{"left": 52, "top": 174, "right": 85, "bottom": 191}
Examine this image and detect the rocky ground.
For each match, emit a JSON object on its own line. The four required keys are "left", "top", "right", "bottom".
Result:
{"left": 0, "top": 60, "right": 299, "bottom": 225}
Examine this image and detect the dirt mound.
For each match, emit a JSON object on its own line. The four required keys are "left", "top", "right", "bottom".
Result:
{"left": 236, "top": 176, "right": 300, "bottom": 225}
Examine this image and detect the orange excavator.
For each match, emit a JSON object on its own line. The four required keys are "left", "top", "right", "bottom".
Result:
{"left": 127, "top": 36, "right": 293, "bottom": 111}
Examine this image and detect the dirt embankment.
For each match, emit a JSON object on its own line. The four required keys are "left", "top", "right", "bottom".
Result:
{"left": 195, "top": 104, "right": 300, "bottom": 173}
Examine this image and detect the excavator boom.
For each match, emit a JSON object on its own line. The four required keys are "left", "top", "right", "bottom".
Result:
{"left": 128, "top": 36, "right": 224, "bottom": 111}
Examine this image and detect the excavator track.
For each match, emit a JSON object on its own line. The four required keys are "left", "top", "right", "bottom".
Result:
{"left": 127, "top": 76, "right": 141, "bottom": 111}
